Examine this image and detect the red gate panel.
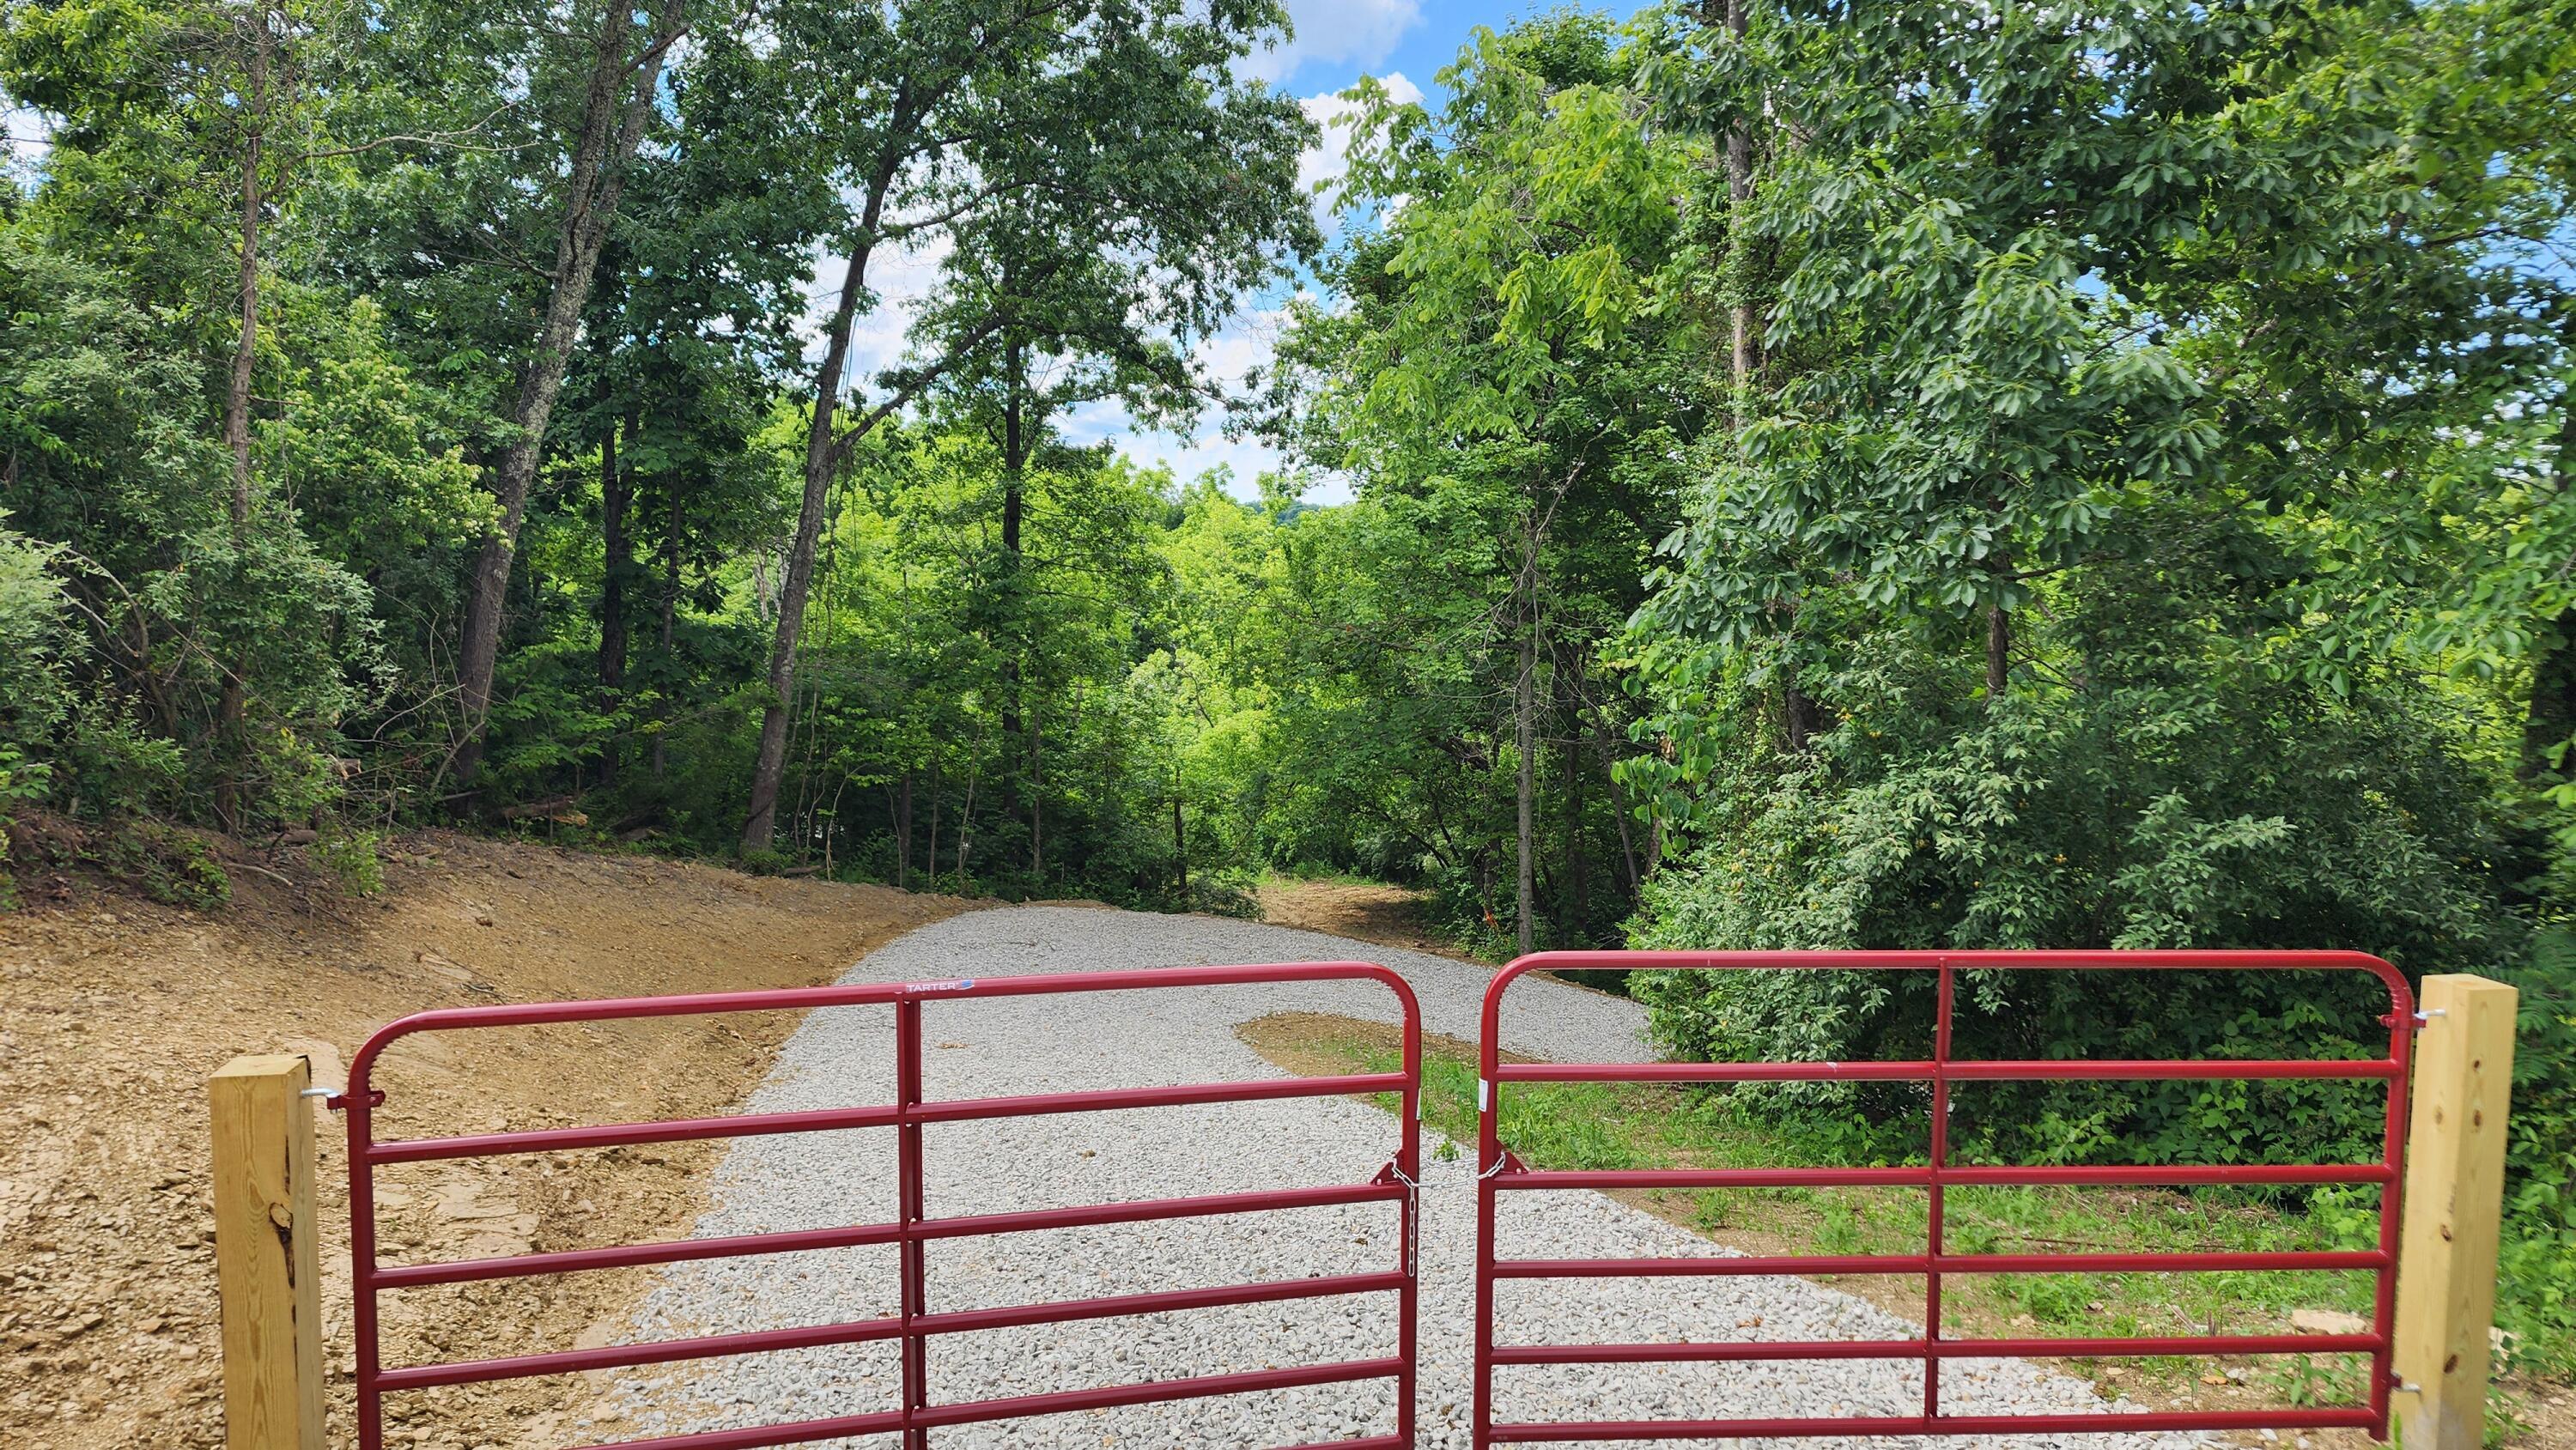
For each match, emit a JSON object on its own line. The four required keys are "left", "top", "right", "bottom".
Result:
{"left": 332, "top": 962, "right": 1424, "bottom": 1450}
{"left": 1471, "top": 949, "right": 2414, "bottom": 1446}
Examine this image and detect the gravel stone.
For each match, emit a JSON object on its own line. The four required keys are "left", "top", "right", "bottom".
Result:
{"left": 616, "top": 906, "right": 2202, "bottom": 1449}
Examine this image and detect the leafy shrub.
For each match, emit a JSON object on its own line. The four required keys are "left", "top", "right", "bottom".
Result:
{"left": 0, "top": 747, "right": 46, "bottom": 912}
{"left": 2497, "top": 931, "right": 2576, "bottom": 1374}
{"left": 0, "top": 512, "right": 70, "bottom": 752}
{"left": 1630, "top": 539, "right": 2520, "bottom": 1171}
{"left": 95, "top": 822, "right": 231, "bottom": 907}
{"left": 312, "top": 827, "right": 386, "bottom": 898}
{"left": 0, "top": 517, "right": 70, "bottom": 909}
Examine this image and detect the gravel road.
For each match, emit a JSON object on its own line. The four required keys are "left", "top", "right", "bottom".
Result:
{"left": 604, "top": 906, "right": 2196, "bottom": 1449}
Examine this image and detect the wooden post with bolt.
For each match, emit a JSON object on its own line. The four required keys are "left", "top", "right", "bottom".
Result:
{"left": 211, "top": 1053, "right": 327, "bottom": 1450}
{"left": 2394, "top": 974, "right": 2518, "bottom": 1450}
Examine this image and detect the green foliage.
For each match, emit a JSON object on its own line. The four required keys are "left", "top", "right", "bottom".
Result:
{"left": 0, "top": 513, "right": 72, "bottom": 755}
{"left": 2499, "top": 931, "right": 2576, "bottom": 1372}
{"left": 1305, "top": 1018, "right": 2379, "bottom": 1360}
{"left": 1247, "top": 17, "right": 1703, "bottom": 944}
{"left": 94, "top": 822, "right": 231, "bottom": 908}
{"left": 311, "top": 827, "right": 386, "bottom": 898}
{"left": 1619, "top": 0, "right": 2576, "bottom": 1374}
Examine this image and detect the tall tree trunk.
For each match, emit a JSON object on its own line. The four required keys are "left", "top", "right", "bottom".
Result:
{"left": 1724, "top": 0, "right": 1758, "bottom": 422}
{"left": 1516, "top": 514, "right": 1539, "bottom": 957}
{"left": 999, "top": 334, "right": 1030, "bottom": 862}
{"left": 926, "top": 760, "right": 942, "bottom": 888}
{"left": 452, "top": 0, "right": 685, "bottom": 797}
{"left": 1564, "top": 695, "right": 1586, "bottom": 940}
{"left": 2522, "top": 404, "right": 2576, "bottom": 784}
{"left": 1029, "top": 705, "right": 1044, "bottom": 879}
{"left": 1598, "top": 706, "right": 1640, "bottom": 897}
{"left": 743, "top": 112, "right": 915, "bottom": 853}
{"left": 2527, "top": 608, "right": 2576, "bottom": 785}
{"left": 1001, "top": 334, "right": 1026, "bottom": 561}
{"left": 1173, "top": 775, "right": 1187, "bottom": 897}
{"left": 823, "top": 774, "right": 846, "bottom": 878}
{"left": 599, "top": 414, "right": 630, "bottom": 690}
{"left": 1722, "top": 0, "right": 1815, "bottom": 753}
{"left": 1986, "top": 598, "right": 2010, "bottom": 701}
{"left": 214, "top": 5, "right": 272, "bottom": 834}
{"left": 598, "top": 413, "right": 630, "bottom": 783}
{"left": 1783, "top": 654, "right": 1819, "bottom": 752}
{"left": 653, "top": 467, "right": 678, "bottom": 779}
{"left": 894, "top": 768, "right": 914, "bottom": 889}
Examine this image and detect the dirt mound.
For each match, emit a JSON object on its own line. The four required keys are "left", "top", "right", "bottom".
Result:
{"left": 0, "top": 830, "right": 966, "bottom": 1448}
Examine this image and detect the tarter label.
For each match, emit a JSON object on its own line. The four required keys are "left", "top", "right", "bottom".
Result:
{"left": 904, "top": 979, "right": 976, "bottom": 993}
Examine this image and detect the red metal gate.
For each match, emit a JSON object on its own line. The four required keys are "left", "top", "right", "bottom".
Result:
{"left": 331, "top": 962, "right": 1424, "bottom": 1450}
{"left": 1472, "top": 949, "right": 2415, "bottom": 1446}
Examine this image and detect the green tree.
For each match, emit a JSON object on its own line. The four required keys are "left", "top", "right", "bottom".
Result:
{"left": 1623, "top": 0, "right": 2540, "bottom": 1165}
{"left": 1270, "top": 13, "right": 1704, "bottom": 949}
{"left": 738, "top": 0, "right": 1318, "bottom": 852}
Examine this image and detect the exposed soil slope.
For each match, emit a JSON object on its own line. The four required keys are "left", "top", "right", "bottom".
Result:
{"left": 0, "top": 831, "right": 965, "bottom": 1449}
{"left": 1254, "top": 877, "right": 1474, "bottom": 962}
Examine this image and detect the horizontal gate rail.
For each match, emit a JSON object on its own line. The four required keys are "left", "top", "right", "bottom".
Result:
{"left": 1472, "top": 949, "right": 2414, "bottom": 1447}
{"left": 336, "top": 961, "right": 1424, "bottom": 1450}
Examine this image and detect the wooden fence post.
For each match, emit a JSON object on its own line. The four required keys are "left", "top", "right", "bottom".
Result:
{"left": 211, "top": 1053, "right": 327, "bottom": 1450}
{"left": 2393, "top": 974, "right": 2518, "bottom": 1450}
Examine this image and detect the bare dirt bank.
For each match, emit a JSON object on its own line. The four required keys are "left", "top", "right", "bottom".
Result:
{"left": 0, "top": 830, "right": 966, "bottom": 1449}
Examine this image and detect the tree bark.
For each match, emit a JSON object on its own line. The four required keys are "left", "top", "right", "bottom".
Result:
{"left": 1598, "top": 705, "right": 1641, "bottom": 897}
{"left": 1723, "top": 0, "right": 1758, "bottom": 423}
{"left": 999, "top": 334, "right": 1031, "bottom": 865}
{"left": 2521, "top": 404, "right": 2576, "bottom": 785}
{"left": 214, "top": 5, "right": 272, "bottom": 834}
{"left": 1516, "top": 513, "right": 1539, "bottom": 957}
{"left": 1783, "top": 665, "right": 1819, "bottom": 752}
{"left": 1173, "top": 778, "right": 1188, "bottom": 897}
{"left": 1986, "top": 597, "right": 2010, "bottom": 701}
{"left": 1029, "top": 704, "right": 1044, "bottom": 879}
{"left": 926, "top": 760, "right": 942, "bottom": 888}
{"left": 598, "top": 414, "right": 630, "bottom": 780}
{"left": 1722, "top": 0, "right": 1816, "bottom": 753}
{"left": 452, "top": 0, "right": 685, "bottom": 797}
{"left": 894, "top": 768, "right": 914, "bottom": 888}
{"left": 742, "top": 106, "right": 916, "bottom": 853}
{"left": 1564, "top": 692, "right": 1586, "bottom": 939}
{"left": 653, "top": 467, "right": 678, "bottom": 778}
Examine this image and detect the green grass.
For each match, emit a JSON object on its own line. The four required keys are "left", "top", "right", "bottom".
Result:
{"left": 1321, "top": 1029, "right": 2378, "bottom": 1379}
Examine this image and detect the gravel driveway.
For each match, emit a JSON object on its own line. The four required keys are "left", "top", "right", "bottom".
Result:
{"left": 603, "top": 906, "right": 2195, "bottom": 1448}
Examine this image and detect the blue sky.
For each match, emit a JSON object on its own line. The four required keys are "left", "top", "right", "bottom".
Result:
{"left": 1047, "top": 0, "right": 1576, "bottom": 501}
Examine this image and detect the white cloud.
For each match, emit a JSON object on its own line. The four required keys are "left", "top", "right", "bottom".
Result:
{"left": 1057, "top": 302, "right": 1321, "bottom": 501}
{"left": 4, "top": 103, "right": 53, "bottom": 189}
{"left": 1072, "top": 407, "right": 1296, "bottom": 495}
{"left": 1242, "top": 0, "right": 1422, "bottom": 85}
{"left": 1060, "top": 67, "right": 1424, "bottom": 504}
{"left": 797, "top": 228, "right": 957, "bottom": 408}
{"left": 1297, "top": 71, "right": 1421, "bottom": 229}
